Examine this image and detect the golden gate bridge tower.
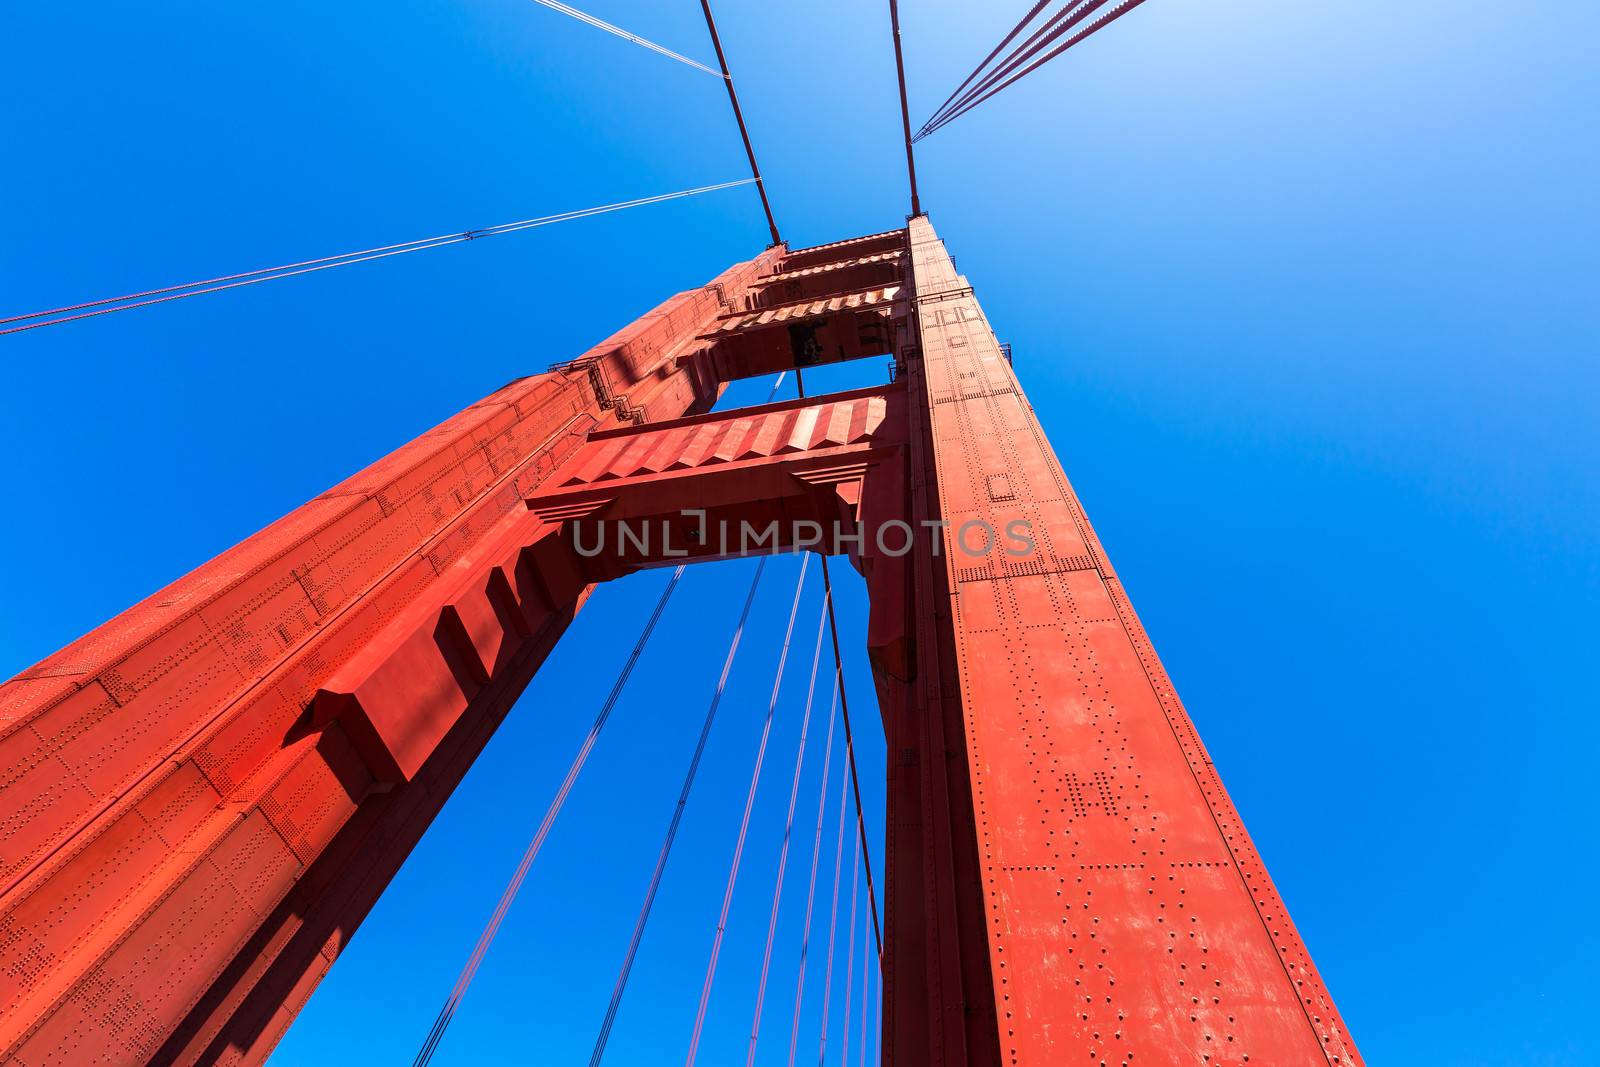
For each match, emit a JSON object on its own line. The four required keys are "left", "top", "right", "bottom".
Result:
{"left": 0, "top": 4, "right": 1362, "bottom": 1065}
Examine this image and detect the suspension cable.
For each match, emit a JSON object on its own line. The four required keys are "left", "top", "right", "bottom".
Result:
{"left": 784, "top": 679, "right": 838, "bottom": 1067}
{"left": 858, "top": 905, "right": 873, "bottom": 1066}
{"left": 918, "top": 0, "right": 1099, "bottom": 137}
{"left": 818, "top": 573, "right": 883, "bottom": 959}
{"left": 697, "top": 1, "right": 781, "bottom": 246}
{"left": 812, "top": 748, "right": 851, "bottom": 1067}
{"left": 942, "top": 0, "right": 1152, "bottom": 131}
{"left": 918, "top": 0, "right": 1152, "bottom": 140}
{"left": 588, "top": 554, "right": 769, "bottom": 1066}
{"left": 794, "top": 369, "right": 884, "bottom": 961}
{"left": 0, "top": 179, "right": 755, "bottom": 337}
{"left": 744, "top": 597, "right": 829, "bottom": 1067}
{"left": 923, "top": 0, "right": 1109, "bottom": 136}
{"left": 585, "top": 372, "right": 787, "bottom": 1065}
{"left": 528, "top": 0, "right": 726, "bottom": 78}
{"left": 839, "top": 836, "right": 862, "bottom": 1067}
{"left": 411, "top": 563, "right": 686, "bottom": 1067}
{"left": 685, "top": 554, "right": 812, "bottom": 1065}
{"left": 919, "top": 0, "right": 1053, "bottom": 135}
{"left": 816, "top": 794, "right": 854, "bottom": 1066}
{"left": 886, "top": 0, "right": 923, "bottom": 217}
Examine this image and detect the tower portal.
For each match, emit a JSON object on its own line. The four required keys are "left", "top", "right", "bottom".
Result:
{"left": 0, "top": 219, "right": 1360, "bottom": 1066}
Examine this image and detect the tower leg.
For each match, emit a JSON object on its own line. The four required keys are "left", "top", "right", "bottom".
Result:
{"left": 890, "top": 217, "right": 1361, "bottom": 1066}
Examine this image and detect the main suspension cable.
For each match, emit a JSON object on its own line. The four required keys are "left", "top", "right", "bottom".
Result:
{"left": 697, "top": 0, "right": 781, "bottom": 246}
{"left": 412, "top": 564, "right": 686, "bottom": 1067}
{"left": 886, "top": 0, "right": 923, "bottom": 217}
{"left": 589, "top": 554, "right": 770, "bottom": 1066}
{"left": 918, "top": 0, "right": 1153, "bottom": 140}
{"left": 918, "top": 0, "right": 1098, "bottom": 137}
{"left": 1, "top": 179, "right": 755, "bottom": 336}
{"left": 959, "top": 0, "right": 1153, "bottom": 124}
{"left": 745, "top": 597, "right": 830, "bottom": 1067}
{"left": 528, "top": 0, "right": 726, "bottom": 78}
{"left": 685, "top": 554, "right": 813, "bottom": 1065}
{"left": 919, "top": 0, "right": 1053, "bottom": 135}
{"left": 794, "top": 368, "right": 884, "bottom": 961}
{"left": 924, "top": 0, "right": 1111, "bottom": 135}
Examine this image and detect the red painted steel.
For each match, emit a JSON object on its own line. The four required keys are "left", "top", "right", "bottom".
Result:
{"left": 0, "top": 248, "right": 779, "bottom": 1065}
{"left": 883, "top": 217, "right": 1361, "bottom": 1065}
{"left": 0, "top": 223, "right": 1360, "bottom": 1066}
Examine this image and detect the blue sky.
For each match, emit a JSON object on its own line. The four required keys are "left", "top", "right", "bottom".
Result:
{"left": 3, "top": 2, "right": 1597, "bottom": 1064}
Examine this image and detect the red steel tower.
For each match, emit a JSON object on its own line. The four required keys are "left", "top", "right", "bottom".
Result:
{"left": 0, "top": 219, "right": 1360, "bottom": 1065}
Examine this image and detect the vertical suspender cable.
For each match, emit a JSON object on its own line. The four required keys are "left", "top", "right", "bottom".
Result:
{"left": 588, "top": 372, "right": 787, "bottom": 1065}
{"left": 745, "top": 599, "right": 831, "bottom": 1067}
{"left": 794, "top": 368, "right": 883, "bottom": 962}
{"left": 685, "top": 554, "right": 813, "bottom": 1065}
{"left": 588, "top": 555, "right": 769, "bottom": 1066}
{"left": 818, "top": 578, "right": 883, "bottom": 960}
{"left": 411, "top": 564, "right": 686, "bottom": 1067}
{"left": 838, "top": 836, "right": 862, "bottom": 1067}
{"left": 784, "top": 680, "right": 839, "bottom": 1067}
{"left": 698, "top": 0, "right": 782, "bottom": 245}
{"left": 858, "top": 881, "right": 873, "bottom": 1066}
{"left": 815, "top": 755, "right": 852, "bottom": 1065}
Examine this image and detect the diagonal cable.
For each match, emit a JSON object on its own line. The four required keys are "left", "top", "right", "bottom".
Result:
{"left": 412, "top": 564, "right": 686, "bottom": 1067}
{"left": 1, "top": 179, "right": 754, "bottom": 336}
{"left": 588, "top": 554, "right": 770, "bottom": 1066}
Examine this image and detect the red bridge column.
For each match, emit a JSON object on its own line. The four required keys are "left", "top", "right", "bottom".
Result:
{"left": 881, "top": 216, "right": 1362, "bottom": 1066}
